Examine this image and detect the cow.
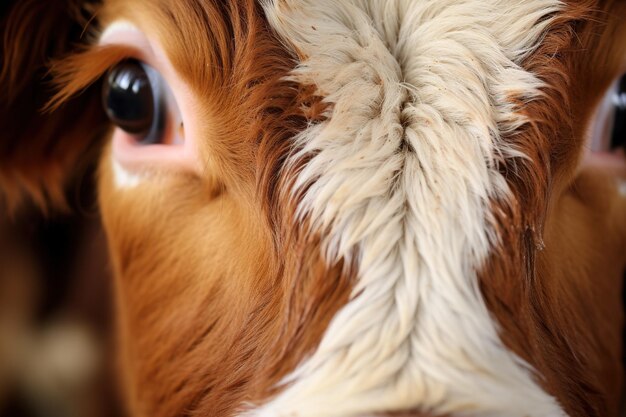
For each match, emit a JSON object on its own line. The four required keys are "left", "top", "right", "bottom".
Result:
{"left": 1, "top": 0, "right": 625, "bottom": 416}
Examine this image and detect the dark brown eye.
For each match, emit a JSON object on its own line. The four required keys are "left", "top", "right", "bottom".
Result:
{"left": 610, "top": 74, "right": 626, "bottom": 149}
{"left": 102, "top": 60, "right": 165, "bottom": 144}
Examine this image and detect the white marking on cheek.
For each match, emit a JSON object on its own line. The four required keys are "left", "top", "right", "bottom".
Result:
{"left": 112, "top": 158, "right": 142, "bottom": 189}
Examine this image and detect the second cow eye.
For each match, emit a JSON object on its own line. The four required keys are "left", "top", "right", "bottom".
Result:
{"left": 103, "top": 59, "right": 166, "bottom": 144}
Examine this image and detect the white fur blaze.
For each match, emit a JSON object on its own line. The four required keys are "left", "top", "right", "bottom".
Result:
{"left": 243, "top": 1, "right": 568, "bottom": 416}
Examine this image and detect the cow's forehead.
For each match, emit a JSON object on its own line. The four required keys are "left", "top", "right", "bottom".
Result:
{"left": 239, "top": 1, "right": 567, "bottom": 416}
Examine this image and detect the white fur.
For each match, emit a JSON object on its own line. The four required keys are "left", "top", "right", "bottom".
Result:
{"left": 112, "top": 159, "right": 142, "bottom": 189}
{"left": 99, "top": 20, "right": 141, "bottom": 43}
{"left": 242, "top": 1, "right": 567, "bottom": 416}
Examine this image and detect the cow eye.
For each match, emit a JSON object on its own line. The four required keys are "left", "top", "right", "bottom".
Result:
{"left": 103, "top": 60, "right": 166, "bottom": 144}
{"left": 610, "top": 74, "right": 626, "bottom": 149}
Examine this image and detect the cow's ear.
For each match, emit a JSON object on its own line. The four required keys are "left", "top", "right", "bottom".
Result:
{"left": 0, "top": 0, "right": 107, "bottom": 214}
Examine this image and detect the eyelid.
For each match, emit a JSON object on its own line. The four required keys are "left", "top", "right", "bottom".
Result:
{"left": 589, "top": 78, "right": 619, "bottom": 153}
{"left": 100, "top": 21, "right": 157, "bottom": 70}
{"left": 100, "top": 21, "right": 145, "bottom": 44}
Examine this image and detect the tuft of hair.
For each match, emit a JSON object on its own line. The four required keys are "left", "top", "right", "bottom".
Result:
{"left": 0, "top": 0, "right": 107, "bottom": 214}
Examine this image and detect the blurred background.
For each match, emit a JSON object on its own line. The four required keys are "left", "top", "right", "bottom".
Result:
{"left": 0, "top": 170, "right": 124, "bottom": 417}
{"left": 1, "top": 0, "right": 125, "bottom": 414}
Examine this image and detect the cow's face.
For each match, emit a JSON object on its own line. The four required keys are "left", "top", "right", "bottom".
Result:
{"left": 2, "top": 1, "right": 626, "bottom": 416}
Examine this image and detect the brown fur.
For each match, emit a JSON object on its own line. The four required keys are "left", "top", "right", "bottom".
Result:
{"left": 88, "top": 1, "right": 351, "bottom": 416}
{"left": 2, "top": 0, "right": 352, "bottom": 415}
{"left": 478, "top": 1, "right": 626, "bottom": 416}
